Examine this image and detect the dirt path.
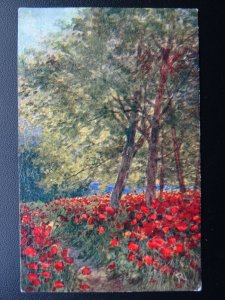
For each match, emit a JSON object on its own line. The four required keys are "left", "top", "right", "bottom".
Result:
{"left": 69, "top": 247, "right": 126, "bottom": 292}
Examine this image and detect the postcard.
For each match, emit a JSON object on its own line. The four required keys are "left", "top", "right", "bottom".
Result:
{"left": 19, "top": 7, "right": 201, "bottom": 292}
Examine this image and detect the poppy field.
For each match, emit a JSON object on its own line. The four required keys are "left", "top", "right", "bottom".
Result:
{"left": 20, "top": 191, "right": 201, "bottom": 292}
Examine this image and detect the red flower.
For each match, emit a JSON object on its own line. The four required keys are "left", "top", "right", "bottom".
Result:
{"left": 81, "top": 213, "right": 88, "bottom": 220}
{"left": 61, "top": 249, "right": 69, "bottom": 258}
{"left": 136, "top": 260, "right": 143, "bottom": 268}
{"left": 31, "top": 279, "right": 41, "bottom": 287}
{"left": 97, "top": 226, "right": 105, "bottom": 234}
{"left": 21, "top": 228, "right": 28, "bottom": 236}
{"left": 128, "top": 242, "right": 139, "bottom": 252}
{"left": 87, "top": 216, "right": 94, "bottom": 224}
{"left": 147, "top": 237, "right": 165, "bottom": 249}
{"left": 174, "top": 243, "right": 184, "bottom": 254}
{"left": 54, "top": 261, "right": 64, "bottom": 272}
{"left": 175, "top": 221, "right": 188, "bottom": 231}
{"left": 32, "top": 226, "right": 42, "bottom": 237}
{"left": 50, "top": 244, "right": 58, "bottom": 255}
{"left": 191, "top": 225, "right": 198, "bottom": 231}
{"left": 63, "top": 256, "right": 74, "bottom": 264}
{"left": 128, "top": 253, "right": 135, "bottom": 261}
{"left": 160, "top": 247, "right": 173, "bottom": 258}
{"left": 21, "top": 237, "right": 28, "bottom": 245}
{"left": 27, "top": 262, "right": 38, "bottom": 270}
{"left": 107, "top": 261, "right": 116, "bottom": 270}
{"left": 105, "top": 206, "right": 115, "bottom": 216}
{"left": 144, "top": 255, "right": 153, "bottom": 265}
{"left": 165, "top": 214, "right": 173, "bottom": 221}
{"left": 135, "top": 213, "right": 143, "bottom": 221}
{"left": 54, "top": 280, "right": 64, "bottom": 289}
{"left": 81, "top": 266, "right": 91, "bottom": 275}
{"left": 40, "top": 262, "right": 50, "bottom": 269}
{"left": 131, "top": 219, "right": 137, "bottom": 225}
{"left": 168, "top": 237, "right": 177, "bottom": 244}
{"left": 21, "top": 213, "right": 31, "bottom": 224}
{"left": 142, "top": 222, "right": 156, "bottom": 236}
{"left": 79, "top": 283, "right": 90, "bottom": 291}
{"left": 140, "top": 205, "right": 150, "bottom": 215}
{"left": 98, "top": 213, "right": 107, "bottom": 221}
{"left": 41, "top": 271, "right": 51, "bottom": 277}
{"left": 149, "top": 213, "right": 157, "bottom": 220}
{"left": 27, "top": 273, "right": 38, "bottom": 281}
{"left": 162, "top": 226, "right": 170, "bottom": 233}
{"left": 24, "top": 246, "right": 37, "bottom": 257}
{"left": 170, "top": 206, "right": 179, "bottom": 214}
{"left": 110, "top": 238, "right": 119, "bottom": 247}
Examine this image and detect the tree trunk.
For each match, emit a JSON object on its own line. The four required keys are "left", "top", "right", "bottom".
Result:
{"left": 145, "top": 48, "right": 170, "bottom": 205}
{"left": 110, "top": 144, "right": 135, "bottom": 208}
{"left": 171, "top": 126, "right": 186, "bottom": 193}
{"left": 110, "top": 95, "right": 141, "bottom": 208}
{"left": 159, "top": 143, "right": 165, "bottom": 199}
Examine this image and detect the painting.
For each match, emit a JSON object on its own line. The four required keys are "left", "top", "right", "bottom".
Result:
{"left": 19, "top": 7, "right": 201, "bottom": 292}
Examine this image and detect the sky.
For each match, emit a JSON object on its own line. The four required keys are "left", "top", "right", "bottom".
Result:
{"left": 18, "top": 8, "right": 79, "bottom": 54}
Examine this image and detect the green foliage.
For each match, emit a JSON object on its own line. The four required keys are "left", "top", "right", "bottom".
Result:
{"left": 19, "top": 8, "right": 199, "bottom": 197}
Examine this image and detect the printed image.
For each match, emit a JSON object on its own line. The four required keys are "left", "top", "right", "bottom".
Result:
{"left": 19, "top": 8, "right": 201, "bottom": 292}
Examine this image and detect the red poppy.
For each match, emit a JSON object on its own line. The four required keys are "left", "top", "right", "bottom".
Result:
{"left": 61, "top": 249, "right": 69, "bottom": 257}
{"left": 97, "top": 226, "right": 105, "bottom": 234}
{"left": 149, "top": 213, "right": 157, "bottom": 220}
{"left": 107, "top": 261, "right": 116, "bottom": 270}
{"left": 105, "top": 206, "right": 115, "bottom": 215}
{"left": 144, "top": 255, "right": 153, "bottom": 265}
{"left": 21, "top": 213, "right": 31, "bottom": 224}
{"left": 32, "top": 226, "right": 42, "bottom": 237}
{"left": 131, "top": 219, "right": 137, "bottom": 225}
{"left": 175, "top": 221, "right": 188, "bottom": 231}
{"left": 24, "top": 246, "right": 37, "bottom": 257}
{"left": 81, "top": 213, "right": 88, "bottom": 220}
{"left": 21, "top": 228, "right": 28, "bottom": 236}
{"left": 40, "top": 262, "right": 50, "bottom": 269}
{"left": 49, "top": 244, "right": 58, "bottom": 256}
{"left": 160, "top": 247, "right": 173, "bottom": 258}
{"left": 110, "top": 238, "right": 119, "bottom": 247}
{"left": 128, "top": 242, "right": 139, "bottom": 252}
{"left": 168, "top": 237, "right": 177, "bottom": 244}
{"left": 170, "top": 207, "right": 179, "bottom": 214}
{"left": 98, "top": 213, "right": 107, "bottom": 221}
{"left": 174, "top": 243, "right": 184, "bottom": 254}
{"left": 63, "top": 256, "right": 74, "bottom": 264}
{"left": 31, "top": 279, "right": 41, "bottom": 287}
{"left": 54, "top": 261, "right": 64, "bottom": 272}
{"left": 87, "top": 216, "right": 94, "bottom": 224}
{"left": 191, "top": 225, "right": 198, "bottom": 231}
{"left": 81, "top": 266, "right": 91, "bottom": 275}
{"left": 41, "top": 271, "right": 51, "bottom": 277}
{"left": 147, "top": 237, "right": 165, "bottom": 249}
{"left": 136, "top": 260, "right": 143, "bottom": 268}
{"left": 27, "top": 262, "right": 38, "bottom": 270}
{"left": 142, "top": 222, "right": 156, "bottom": 236}
{"left": 54, "top": 280, "right": 64, "bottom": 289}
{"left": 140, "top": 205, "right": 150, "bottom": 215}
{"left": 21, "top": 237, "right": 28, "bottom": 245}
{"left": 79, "top": 283, "right": 90, "bottom": 291}
{"left": 27, "top": 273, "right": 39, "bottom": 281}
{"left": 165, "top": 214, "right": 173, "bottom": 221}
{"left": 128, "top": 253, "right": 135, "bottom": 261}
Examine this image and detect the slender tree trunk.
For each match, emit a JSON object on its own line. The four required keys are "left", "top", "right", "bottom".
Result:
{"left": 145, "top": 48, "right": 170, "bottom": 205}
{"left": 159, "top": 143, "right": 165, "bottom": 199}
{"left": 110, "top": 144, "right": 135, "bottom": 208}
{"left": 110, "top": 95, "right": 143, "bottom": 208}
{"left": 171, "top": 126, "right": 186, "bottom": 193}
